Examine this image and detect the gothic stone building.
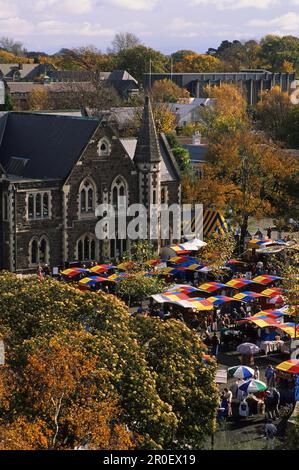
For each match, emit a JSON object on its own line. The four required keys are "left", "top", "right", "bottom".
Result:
{"left": 0, "top": 98, "right": 181, "bottom": 273}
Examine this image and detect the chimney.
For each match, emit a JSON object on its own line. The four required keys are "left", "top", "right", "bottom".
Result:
{"left": 192, "top": 131, "right": 201, "bottom": 145}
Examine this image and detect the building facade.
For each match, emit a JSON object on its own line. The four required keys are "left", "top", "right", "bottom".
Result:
{"left": 143, "top": 70, "right": 296, "bottom": 105}
{"left": 0, "top": 98, "right": 180, "bottom": 273}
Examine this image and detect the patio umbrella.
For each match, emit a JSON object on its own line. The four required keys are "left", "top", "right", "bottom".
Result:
{"left": 237, "top": 343, "right": 260, "bottom": 355}
{"left": 276, "top": 359, "right": 299, "bottom": 374}
{"left": 228, "top": 366, "right": 255, "bottom": 380}
{"left": 238, "top": 379, "right": 267, "bottom": 394}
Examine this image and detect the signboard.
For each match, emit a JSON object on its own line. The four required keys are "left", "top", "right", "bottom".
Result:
{"left": 215, "top": 369, "right": 227, "bottom": 384}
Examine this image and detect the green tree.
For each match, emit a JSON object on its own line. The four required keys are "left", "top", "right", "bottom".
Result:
{"left": 115, "top": 45, "right": 168, "bottom": 83}
{"left": 115, "top": 273, "right": 167, "bottom": 306}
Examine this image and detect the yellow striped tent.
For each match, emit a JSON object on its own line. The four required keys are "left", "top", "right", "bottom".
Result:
{"left": 184, "top": 210, "right": 230, "bottom": 237}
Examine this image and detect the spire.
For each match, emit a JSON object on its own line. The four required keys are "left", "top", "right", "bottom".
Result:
{"left": 134, "top": 96, "right": 162, "bottom": 164}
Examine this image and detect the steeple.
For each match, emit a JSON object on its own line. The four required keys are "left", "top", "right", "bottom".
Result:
{"left": 134, "top": 96, "right": 162, "bottom": 164}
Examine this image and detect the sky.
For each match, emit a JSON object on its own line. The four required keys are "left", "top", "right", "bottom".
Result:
{"left": 0, "top": 0, "right": 299, "bottom": 54}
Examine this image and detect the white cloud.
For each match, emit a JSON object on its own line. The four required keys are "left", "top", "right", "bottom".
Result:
{"left": 189, "top": 0, "right": 279, "bottom": 9}
{"left": 168, "top": 17, "right": 196, "bottom": 31}
{"left": 248, "top": 11, "right": 299, "bottom": 32}
{"left": 35, "top": 0, "right": 93, "bottom": 14}
{"left": 0, "top": 17, "right": 33, "bottom": 35}
{"left": 104, "top": 0, "right": 158, "bottom": 11}
{"left": 0, "top": 0, "right": 19, "bottom": 19}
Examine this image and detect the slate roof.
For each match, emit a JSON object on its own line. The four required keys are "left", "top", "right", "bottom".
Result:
{"left": 0, "top": 112, "right": 98, "bottom": 180}
{"left": 0, "top": 63, "right": 55, "bottom": 81}
{"left": 134, "top": 96, "right": 162, "bottom": 164}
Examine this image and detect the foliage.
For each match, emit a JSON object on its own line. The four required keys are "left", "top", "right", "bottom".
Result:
{"left": 115, "top": 273, "right": 167, "bottom": 305}
{"left": 115, "top": 45, "right": 168, "bottom": 83}
{"left": 166, "top": 133, "right": 191, "bottom": 174}
{"left": 0, "top": 272, "right": 217, "bottom": 449}
{"left": 174, "top": 54, "right": 221, "bottom": 73}
{"left": 151, "top": 79, "right": 189, "bottom": 103}
{"left": 171, "top": 50, "right": 197, "bottom": 64}
{"left": 130, "top": 317, "right": 218, "bottom": 449}
{"left": 199, "top": 233, "right": 236, "bottom": 277}
{"left": 152, "top": 103, "right": 176, "bottom": 134}
{"left": 122, "top": 240, "right": 156, "bottom": 270}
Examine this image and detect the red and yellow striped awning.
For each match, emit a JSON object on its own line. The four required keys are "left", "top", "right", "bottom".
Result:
{"left": 276, "top": 360, "right": 299, "bottom": 374}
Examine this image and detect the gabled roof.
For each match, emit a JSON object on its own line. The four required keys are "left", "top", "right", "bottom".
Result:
{"left": 0, "top": 112, "right": 98, "bottom": 180}
{"left": 134, "top": 96, "right": 162, "bottom": 165}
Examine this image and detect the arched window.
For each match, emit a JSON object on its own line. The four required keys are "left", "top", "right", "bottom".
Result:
{"left": 29, "top": 236, "right": 49, "bottom": 266}
{"left": 111, "top": 176, "right": 128, "bottom": 209}
{"left": 97, "top": 138, "right": 110, "bottom": 157}
{"left": 76, "top": 234, "right": 97, "bottom": 261}
{"left": 79, "top": 179, "right": 95, "bottom": 215}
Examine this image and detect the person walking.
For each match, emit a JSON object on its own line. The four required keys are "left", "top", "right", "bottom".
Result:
{"left": 211, "top": 333, "right": 220, "bottom": 357}
{"left": 265, "top": 365, "right": 275, "bottom": 387}
{"left": 254, "top": 366, "right": 260, "bottom": 381}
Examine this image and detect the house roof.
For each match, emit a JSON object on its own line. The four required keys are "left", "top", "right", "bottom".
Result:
{"left": 0, "top": 63, "right": 55, "bottom": 81}
{"left": 0, "top": 112, "right": 98, "bottom": 180}
{"left": 182, "top": 143, "right": 208, "bottom": 163}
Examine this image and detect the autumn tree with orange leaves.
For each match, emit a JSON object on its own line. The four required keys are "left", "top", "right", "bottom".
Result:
{"left": 183, "top": 83, "right": 299, "bottom": 247}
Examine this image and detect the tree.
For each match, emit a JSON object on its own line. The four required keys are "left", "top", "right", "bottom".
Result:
{"left": 0, "top": 37, "right": 25, "bottom": 56}
{"left": 259, "top": 35, "right": 299, "bottom": 73}
{"left": 27, "top": 86, "right": 49, "bottom": 110}
{"left": 166, "top": 132, "right": 191, "bottom": 174}
{"left": 174, "top": 54, "right": 221, "bottom": 73}
{"left": 151, "top": 79, "right": 189, "bottom": 103}
{"left": 152, "top": 103, "right": 176, "bottom": 134}
{"left": 0, "top": 272, "right": 218, "bottom": 449}
{"left": 130, "top": 317, "right": 219, "bottom": 449}
{"left": 115, "top": 273, "right": 167, "bottom": 306}
{"left": 109, "top": 32, "right": 141, "bottom": 54}
{"left": 199, "top": 233, "right": 236, "bottom": 277}
{"left": 255, "top": 86, "right": 293, "bottom": 141}
{"left": 115, "top": 45, "right": 168, "bottom": 83}
{"left": 171, "top": 50, "right": 197, "bottom": 64}
{"left": 122, "top": 240, "right": 156, "bottom": 270}
{"left": 54, "top": 46, "right": 115, "bottom": 72}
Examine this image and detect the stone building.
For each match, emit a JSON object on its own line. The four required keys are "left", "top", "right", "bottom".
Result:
{"left": 0, "top": 98, "right": 180, "bottom": 273}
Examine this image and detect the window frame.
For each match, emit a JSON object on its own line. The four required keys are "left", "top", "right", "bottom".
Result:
{"left": 26, "top": 191, "right": 51, "bottom": 221}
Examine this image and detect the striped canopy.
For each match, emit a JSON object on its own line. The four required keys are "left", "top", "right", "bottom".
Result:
{"left": 225, "top": 278, "right": 255, "bottom": 289}
{"left": 144, "top": 259, "right": 164, "bottom": 267}
{"left": 254, "top": 309, "right": 287, "bottom": 319}
{"left": 206, "top": 295, "right": 235, "bottom": 306}
{"left": 61, "top": 268, "right": 90, "bottom": 277}
{"left": 226, "top": 259, "right": 247, "bottom": 266}
{"left": 249, "top": 317, "right": 280, "bottom": 328}
{"left": 233, "top": 291, "right": 267, "bottom": 302}
{"left": 169, "top": 244, "right": 191, "bottom": 255}
{"left": 90, "top": 264, "right": 115, "bottom": 274}
{"left": 253, "top": 275, "right": 282, "bottom": 285}
{"left": 198, "top": 282, "right": 227, "bottom": 293}
{"left": 107, "top": 273, "right": 128, "bottom": 282}
{"left": 276, "top": 360, "right": 299, "bottom": 374}
{"left": 277, "top": 323, "right": 299, "bottom": 339}
{"left": 166, "top": 285, "right": 200, "bottom": 294}
{"left": 79, "top": 276, "right": 108, "bottom": 286}
{"left": 186, "top": 298, "right": 214, "bottom": 311}
{"left": 185, "top": 264, "right": 203, "bottom": 271}
{"left": 261, "top": 287, "right": 284, "bottom": 297}
{"left": 160, "top": 267, "right": 187, "bottom": 275}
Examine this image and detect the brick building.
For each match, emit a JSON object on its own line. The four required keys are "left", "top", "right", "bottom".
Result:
{"left": 0, "top": 98, "right": 181, "bottom": 273}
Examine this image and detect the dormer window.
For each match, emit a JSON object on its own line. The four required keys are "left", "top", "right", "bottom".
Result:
{"left": 97, "top": 138, "right": 110, "bottom": 157}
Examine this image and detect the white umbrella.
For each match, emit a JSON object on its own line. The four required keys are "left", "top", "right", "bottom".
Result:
{"left": 237, "top": 343, "right": 260, "bottom": 355}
